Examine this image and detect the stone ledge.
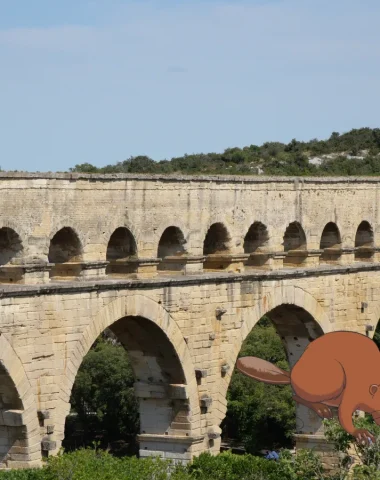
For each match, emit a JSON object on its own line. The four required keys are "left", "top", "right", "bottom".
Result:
{"left": 0, "top": 261, "right": 379, "bottom": 298}
{"left": 2, "top": 171, "right": 380, "bottom": 185}
{"left": 138, "top": 434, "right": 204, "bottom": 445}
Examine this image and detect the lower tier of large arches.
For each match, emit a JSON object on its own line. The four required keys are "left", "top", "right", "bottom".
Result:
{"left": 0, "top": 270, "right": 379, "bottom": 468}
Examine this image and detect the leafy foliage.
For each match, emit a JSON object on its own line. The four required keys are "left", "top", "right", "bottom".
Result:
{"left": 64, "top": 337, "right": 139, "bottom": 454}
{"left": 70, "top": 128, "right": 380, "bottom": 176}
{"left": 223, "top": 317, "right": 295, "bottom": 453}
{"left": 0, "top": 449, "right": 326, "bottom": 480}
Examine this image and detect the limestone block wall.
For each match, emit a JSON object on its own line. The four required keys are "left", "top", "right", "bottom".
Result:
{"left": 0, "top": 173, "right": 378, "bottom": 264}
{"left": 0, "top": 173, "right": 379, "bottom": 467}
{"left": 0, "top": 263, "right": 380, "bottom": 467}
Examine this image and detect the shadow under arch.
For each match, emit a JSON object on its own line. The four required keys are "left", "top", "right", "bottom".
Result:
{"left": 157, "top": 226, "right": 187, "bottom": 274}
{"left": 219, "top": 287, "right": 331, "bottom": 439}
{"left": 59, "top": 295, "right": 199, "bottom": 456}
{"left": 0, "top": 335, "right": 41, "bottom": 468}
{"left": 106, "top": 227, "right": 138, "bottom": 276}
{"left": 48, "top": 226, "right": 83, "bottom": 279}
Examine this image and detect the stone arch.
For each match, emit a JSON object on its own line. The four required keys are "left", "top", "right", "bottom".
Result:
{"left": 355, "top": 221, "right": 374, "bottom": 261}
{"left": 320, "top": 222, "right": 341, "bottom": 250}
{"left": 48, "top": 221, "right": 87, "bottom": 254}
{"left": 106, "top": 227, "right": 138, "bottom": 275}
{"left": 48, "top": 227, "right": 83, "bottom": 279}
{"left": 58, "top": 294, "right": 199, "bottom": 453}
{"left": 157, "top": 226, "right": 187, "bottom": 273}
{"left": 320, "top": 222, "right": 342, "bottom": 263}
{"left": 157, "top": 226, "right": 187, "bottom": 258}
{"left": 217, "top": 287, "right": 331, "bottom": 431}
{"left": 283, "top": 222, "right": 307, "bottom": 251}
{"left": 203, "top": 222, "right": 232, "bottom": 255}
{"left": 0, "top": 227, "right": 23, "bottom": 265}
{"left": 101, "top": 221, "right": 142, "bottom": 258}
{"left": 48, "top": 227, "right": 83, "bottom": 263}
{"left": 0, "top": 334, "right": 41, "bottom": 468}
{"left": 355, "top": 221, "right": 374, "bottom": 248}
{"left": 243, "top": 222, "right": 269, "bottom": 254}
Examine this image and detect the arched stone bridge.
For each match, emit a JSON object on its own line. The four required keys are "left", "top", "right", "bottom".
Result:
{"left": 1, "top": 172, "right": 380, "bottom": 468}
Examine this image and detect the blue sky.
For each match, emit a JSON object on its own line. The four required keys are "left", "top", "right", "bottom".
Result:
{"left": 1, "top": 0, "right": 380, "bottom": 172}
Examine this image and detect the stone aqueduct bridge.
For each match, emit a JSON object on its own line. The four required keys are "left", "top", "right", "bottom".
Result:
{"left": 0, "top": 172, "right": 380, "bottom": 468}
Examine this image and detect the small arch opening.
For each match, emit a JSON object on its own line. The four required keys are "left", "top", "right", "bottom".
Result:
{"left": 283, "top": 222, "right": 307, "bottom": 266}
{"left": 203, "top": 223, "right": 232, "bottom": 271}
{"left": 157, "top": 227, "right": 187, "bottom": 274}
{"left": 244, "top": 222, "right": 270, "bottom": 268}
{"left": 49, "top": 227, "right": 83, "bottom": 279}
{"left": 106, "top": 228, "right": 138, "bottom": 276}
{"left": 320, "top": 222, "right": 342, "bottom": 263}
{"left": 355, "top": 221, "right": 374, "bottom": 261}
{"left": 0, "top": 228, "right": 24, "bottom": 283}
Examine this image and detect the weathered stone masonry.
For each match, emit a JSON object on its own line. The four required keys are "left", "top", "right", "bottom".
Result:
{"left": 0, "top": 173, "right": 380, "bottom": 468}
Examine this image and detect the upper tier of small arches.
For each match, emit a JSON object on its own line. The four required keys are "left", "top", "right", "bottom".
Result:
{"left": 0, "top": 220, "right": 376, "bottom": 283}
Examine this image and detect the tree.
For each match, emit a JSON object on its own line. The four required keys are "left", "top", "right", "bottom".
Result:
{"left": 65, "top": 336, "right": 139, "bottom": 454}
{"left": 222, "top": 317, "right": 295, "bottom": 453}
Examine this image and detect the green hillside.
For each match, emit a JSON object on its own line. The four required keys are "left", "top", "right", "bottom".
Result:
{"left": 70, "top": 127, "right": 380, "bottom": 176}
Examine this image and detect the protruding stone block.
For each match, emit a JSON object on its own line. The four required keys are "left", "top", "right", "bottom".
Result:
{"left": 38, "top": 410, "right": 51, "bottom": 422}
{"left": 46, "top": 425, "right": 55, "bottom": 435}
{"left": 1, "top": 410, "right": 24, "bottom": 427}
{"left": 207, "top": 426, "right": 222, "bottom": 440}
{"left": 79, "top": 261, "right": 109, "bottom": 280}
{"left": 41, "top": 438, "right": 57, "bottom": 452}
{"left": 137, "top": 258, "right": 161, "bottom": 279}
{"left": 221, "top": 364, "right": 230, "bottom": 375}
{"left": 195, "top": 369, "right": 208, "bottom": 380}
{"left": 215, "top": 307, "right": 227, "bottom": 318}
{"left": 200, "top": 395, "right": 212, "bottom": 408}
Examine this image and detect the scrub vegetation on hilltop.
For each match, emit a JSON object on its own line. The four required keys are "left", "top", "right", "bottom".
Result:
{"left": 70, "top": 128, "right": 380, "bottom": 176}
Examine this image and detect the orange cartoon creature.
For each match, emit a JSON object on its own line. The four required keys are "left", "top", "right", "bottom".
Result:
{"left": 236, "top": 331, "right": 380, "bottom": 446}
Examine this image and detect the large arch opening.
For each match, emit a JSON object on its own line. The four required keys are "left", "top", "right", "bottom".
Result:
{"left": 0, "top": 363, "right": 25, "bottom": 467}
{"left": 157, "top": 226, "right": 187, "bottom": 274}
{"left": 64, "top": 316, "right": 191, "bottom": 458}
{"left": 203, "top": 223, "right": 232, "bottom": 271}
{"left": 48, "top": 227, "right": 83, "bottom": 279}
{"left": 0, "top": 227, "right": 24, "bottom": 283}
{"left": 223, "top": 304, "right": 325, "bottom": 455}
{"left": 283, "top": 222, "right": 307, "bottom": 266}
{"left": 106, "top": 227, "right": 138, "bottom": 276}
{"left": 319, "top": 222, "right": 342, "bottom": 263}
{"left": 244, "top": 222, "right": 269, "bottom": 268}
{"left": 355, "top": 221, "right": 374, "bottom": 261}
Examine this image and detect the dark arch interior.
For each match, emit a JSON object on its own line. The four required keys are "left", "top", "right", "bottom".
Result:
{"left": 355, "top": 221, "right": 374, "bottom": 248}
{"left": 320, "top": 222, "right": 341, "bottom": 250}
{"left": 48, "top": 227, "right": 83, "bottom": 279}
{"left": 203, "top": 223, "right": 231, "bottom": 255}
{"left": 355, "top": 221, "right": 374, "bottom": 260}
{"left": 0, "top": 228, "right": 23, "bottom": 265}
{"left": 106, "top": 228, "right": 138, "bottom": 276}
{"left": 107, "top": 228, "right": 137, "bottom": 261}
{"left": 64, "top": 316, "right": 189, "bottom": 456}
{"left": 157, "top": 227, "right": 187, "bottom": 273}
{"left": 224, "top": 304, "right": 324, "bottom": 454}
{"left": 320, "top": 222, "right": 342, "bottom": 263}
{"left": 283, "top": 222, "right": 307, "bottom": 252}
{"left": 48, "top": 227, "right": 82, "bottom": 264}
{"left": 0, "top": 363, "right": 25, "bottom": 467}
{"left": 158, "top": 227, "right": 186, "bottom": 258}
{"left": 109, "top": 316, "right": 186, "bottom": 385}
{"left": 244, "top": 222, "right": 269, "bottom": 254}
